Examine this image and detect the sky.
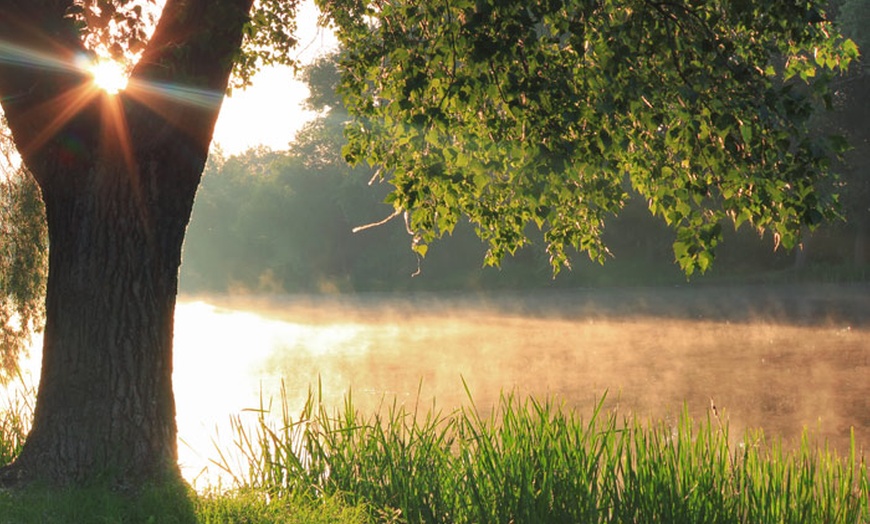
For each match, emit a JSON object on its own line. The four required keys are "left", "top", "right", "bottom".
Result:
{"left": 211, "top": 1, "right": 338, "bottom": 154}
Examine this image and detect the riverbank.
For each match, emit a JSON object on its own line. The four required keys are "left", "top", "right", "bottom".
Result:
{"left": 2, "top": 387, "right": 868, "bottom": 523}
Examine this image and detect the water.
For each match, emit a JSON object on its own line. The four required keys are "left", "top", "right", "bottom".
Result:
{"left": 10, "top": 282, "right": 870, "bottom": 488}
{"left": 172, "top": 282, "right": 870, "bottom": 487}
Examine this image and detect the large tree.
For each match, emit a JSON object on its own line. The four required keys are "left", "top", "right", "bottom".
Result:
{"left": 0, "top": 0, "right": 857, "bottom": 489}
{"left": 0, "top": 0, "right": 297, "bottom": 487}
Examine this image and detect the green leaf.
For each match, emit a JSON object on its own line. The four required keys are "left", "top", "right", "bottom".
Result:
{"left": 320, "top": 0, "right": 854, "bottom": 278}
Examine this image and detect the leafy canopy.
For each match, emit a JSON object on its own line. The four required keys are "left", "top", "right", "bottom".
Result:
{"left": 317, "top": 0, "right": 858, "bottom": 275}
{"left": 65, "top": 0, "right": 300, "bottom": 87}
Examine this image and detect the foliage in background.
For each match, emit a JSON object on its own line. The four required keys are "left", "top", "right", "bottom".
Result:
{"left": 182, "top": 42, "right": 870, "bottom": 295}
{"left": 827, "top": 0, "right": 870, "bottom": 268}
{"left": 317, "top": 0, "right": 858, "bottom": 276}
{"left": 0, "top": 119, "right": 47, "bottom": 383}
{"left": 231, "top": 0, "right": 302, "bottom": 89}
{"left": 836, "top": 0, "right": 870, "bottom": 54}
{"left": 182, "top": 139, "right": 421, "bottom": 294}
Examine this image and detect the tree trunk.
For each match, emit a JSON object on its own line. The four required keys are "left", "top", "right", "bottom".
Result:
{"left": 3, "top": 133, "right": 198, "bottom": 486}
{"left": 0, "top": 92, "right": 209, "bottom": 486}
{"left": 0, "top": 0, "right": 255, "bottom": 488}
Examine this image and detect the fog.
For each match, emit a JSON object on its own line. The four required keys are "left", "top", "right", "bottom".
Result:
{"left": 169, "top": 282, "right": 869, "bottom": 487}
{"left": 7, "top": 282, "right": 867, "bottom": 488}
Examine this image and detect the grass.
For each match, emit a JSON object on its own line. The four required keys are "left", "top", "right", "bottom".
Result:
{"left": 214, "top": 381, "right": 870, "bottom": 524}
{"left": 2, "top": 377, "right": 869, "bottom": 523}
{"left": 0, "top": 376, "right": 369, "bottom": 524}
{"left": 0, "top": 373, "right": 30, "bottom": 468}
{"left": 0, "top": 482, "right": 369, "bottom": 524}
{"left": 0, "top": 481, "right": 197, "bottom": 524}
{"left": 195, "top": 489, "right": 370, "bottom": 524}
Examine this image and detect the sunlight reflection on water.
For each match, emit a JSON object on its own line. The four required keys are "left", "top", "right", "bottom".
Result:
{"left": 7, "top": 284, "right": 869, "bottom": 491}
{"left": 168, "top": 286, "right": 870, "bottom": 490}
{"left": 172, "top": 301, "right": 372, "bottom": 487}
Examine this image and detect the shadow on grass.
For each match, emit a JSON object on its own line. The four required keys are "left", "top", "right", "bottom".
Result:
{"left": 0, "top": 478, "right": 197, "bottom": 524}
{"left": 0, "top": 481, "right": 370, "bottom": 524}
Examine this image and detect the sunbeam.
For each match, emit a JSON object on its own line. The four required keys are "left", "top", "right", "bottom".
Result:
{"left": 20, "top": 84, "right": 98, "bottom": 157}
{"left": 2, "top": 36, "right": 224, "bottom": 162}
{"left": 2, "top": 36, "right": 199, "bottom": 243}
{"left": 0, "top": 40, "right": 79, "bottom": 74}
{"left": 1, "top": 41, "right": 117, "bottom": 155}
{"left": 123, "top": 76, "right": 226, "bottom": 145}
{"left": 128, "top": 79, "right": 223, "bottom": 110}
{"left": 87, "top": 58, "right": 128, "bottom": 95}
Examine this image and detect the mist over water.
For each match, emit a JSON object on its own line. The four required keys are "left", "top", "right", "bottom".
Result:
{"left": 6, "top": 282, "right": 867, "bottom": 488}
{"left": 169, "top": 282, "right": 869, "bottom": 487}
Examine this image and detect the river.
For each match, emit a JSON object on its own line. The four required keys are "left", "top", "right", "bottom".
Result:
{"left": 10, "top": 282, "right": 870, "bottom": 489}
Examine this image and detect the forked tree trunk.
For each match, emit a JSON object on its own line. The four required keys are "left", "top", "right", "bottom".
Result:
{"left": 0, "top": 0, "right": 255, "bottom": 487}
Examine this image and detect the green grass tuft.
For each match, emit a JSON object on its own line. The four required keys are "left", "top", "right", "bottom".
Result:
{"left": 215, "top": 381, "right": 870, "bottom": 524}
{"left": 3, "top": 377, "right": 869, "bottom": 523}
{"left": 0, "top": 376, "right": 31, "bottom": 469}
{"left": 0, "top": 377, "right": 368, "bottom": 524}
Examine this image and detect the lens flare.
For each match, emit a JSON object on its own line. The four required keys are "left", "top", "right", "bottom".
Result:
{"left": 87, "top": 58, "right": 128, "bottom": 95}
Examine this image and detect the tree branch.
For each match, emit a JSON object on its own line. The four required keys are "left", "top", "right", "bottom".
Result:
{"left": 130, "top": 0, "right": 256, "bottom": 151}
{"left": 0, "top": 1, "right": 90, "bottom": 164}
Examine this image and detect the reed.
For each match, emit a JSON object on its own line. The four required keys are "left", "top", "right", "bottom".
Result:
{"left": 3, "top": 376, "right": 868, "bottom": 523}
{"left": 215, "top": 381, "right": 870, "bottom": 524}
{"left": 0, "top": 375, "right": 32, "bottom": 468}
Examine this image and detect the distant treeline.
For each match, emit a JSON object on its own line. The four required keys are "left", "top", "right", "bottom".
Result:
{"left": 179, "top": 11, "right": 869, "bottom": 294}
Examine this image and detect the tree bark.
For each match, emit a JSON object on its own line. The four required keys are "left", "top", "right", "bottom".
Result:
{"left": 8, "top": 133, "right": 192, "bottom": 485}
{"left": 0, "top": 0, "right": 254, "bottom": 487}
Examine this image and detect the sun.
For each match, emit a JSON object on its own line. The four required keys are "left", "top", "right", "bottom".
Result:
{"left": 87, "top": 58, "right": 129, "bottom": 95}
